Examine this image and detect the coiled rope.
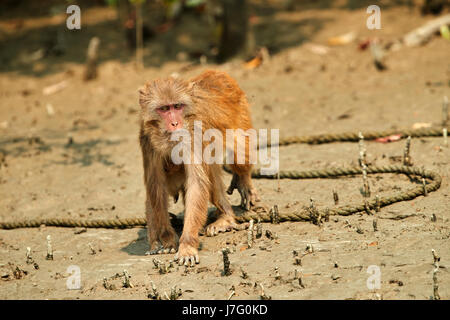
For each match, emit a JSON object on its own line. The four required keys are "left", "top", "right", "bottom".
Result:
{"left": 0, "top": 126, "right": 445, "bottom": 229}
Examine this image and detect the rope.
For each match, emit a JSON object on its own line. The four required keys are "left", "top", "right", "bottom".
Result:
{"left": 0, "top": 126, "right": 445, "bottom": 229}
{"left": 233, "top": 164, "right": 441, "bottom": 223}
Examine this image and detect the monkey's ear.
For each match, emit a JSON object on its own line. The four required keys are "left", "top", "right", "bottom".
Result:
{"left": 138, "top": 85, "right": 147, "bottom": 96}
{"left": 138, "top": 85, "right": 149, "bottom": 108}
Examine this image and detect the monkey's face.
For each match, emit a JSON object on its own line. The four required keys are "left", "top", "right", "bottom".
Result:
{"left": 139, "top": 77, "right": 193, "bottom": 135}
{"left": 155, "top": 103, "right": 184, "bottom": 132}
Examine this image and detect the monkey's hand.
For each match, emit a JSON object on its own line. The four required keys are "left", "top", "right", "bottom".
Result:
{"left": 145, "top": 229, "right": 179, "bottom": 255}
{"left": 174, "top": 243, "right": 200, "bottom": 266}
{"left": 146, "top": 246, "right": 176, "bottom": 255}
{"left": 145, "top": 241, "right": 177, "bottom": 255}
{"left": 227, "top": 173, "right": 260, "bottom": 210}
{"left": 206, "top": 216, "right": 238, "bottom": 237}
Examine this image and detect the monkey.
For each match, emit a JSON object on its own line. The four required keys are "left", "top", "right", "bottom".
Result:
{"left": 138, "top": 70, "right": 259, "bottom": 266}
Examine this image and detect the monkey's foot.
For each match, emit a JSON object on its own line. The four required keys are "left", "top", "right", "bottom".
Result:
{"left": 145, "top": 234, "right": 178, "bottom": 255}
{"left": 205, "top": 216, "right": 238, "bottom": 237}
{"left": 174, "top": 243, "right": 199, "bottom": 266}
{"left": 227, "top": 174, "right": 260, "bottom": 210}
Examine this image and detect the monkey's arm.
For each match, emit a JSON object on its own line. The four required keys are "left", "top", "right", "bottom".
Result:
{"left": 175, "top": 164, "right": 210, "bottom": 265}
{"left": 140, "top": 132, "right": 176, "bottom": 252}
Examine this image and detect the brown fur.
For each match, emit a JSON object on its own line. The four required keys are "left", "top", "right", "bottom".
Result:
{"left": 138, "top": 70, "right": 258, "bottom": 264}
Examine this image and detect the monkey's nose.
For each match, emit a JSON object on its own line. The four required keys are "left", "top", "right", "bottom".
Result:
{"left": 171, "top": 121, "right": 178, "bottom": 127}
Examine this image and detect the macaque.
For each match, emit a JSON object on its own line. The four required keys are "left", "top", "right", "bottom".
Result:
{"left": 139, "top": 70, "right": 259, "bottom": 265}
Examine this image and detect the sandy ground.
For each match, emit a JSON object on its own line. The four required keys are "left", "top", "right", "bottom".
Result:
{"left": 0, "top": 1, "right": 449, "bottom": 300}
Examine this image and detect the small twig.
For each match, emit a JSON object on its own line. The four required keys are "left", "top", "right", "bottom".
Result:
{"left": 422, "top": 178, "right": 428, "bottom": 197}
{"left": 25, "top": 247, "right": 39, "bottom": 269}
{"left": 259, "top": 283, "right": 271, "bottom": 300}
{"left": 26, "top": 247, "right": 33, "bottom": 265}
{"left": 358, "top": 132, "right": 367, "bottom": 167}
{"left": 370, "top": 40, "right": 387, "bottom": 71}
{"left": 169, "top": 285, "right": 181, "bottom": 300}
{"left": 443, "top": 128, "right": 448, "bottom": 147}
{"left": 373, "top": 218, "right": 378, "bottom": 232}
{"left": 431, "top": 249, "right": 440, "bottom": 300}
{"left": 270, "top": 205, "right": 280, "bottom": 224}
{"left": 83, "top": 37, "right": 100, "bottom": 81}
{"left": 364, "top": 199, "right": 373, "bottom": 215}
{"left": 46, "top": 235, "right": 53, "bottom": 260}
{"left": 432, "top": 268, "right": 440, "bottom": 300}
{"left": 375, "top": 195, "right": 381, "bottom": 212}
{"left": 74, "top": 228, "right": 87, "bottom": 235}
{"left": 169, "top": 286, "right": 177, "bottom": 300}
{"left": 432, "top": 249, "right": 440, "bottom": 266}
{"left": 305, "top": 243, "right": 314, "bottom": 254}
{"left": 309, "top": 198, "right": 321, "bottom": 225}
{"left": 356, "top": 225, "right": 364, "bottom": 234}
{"left": 227, "top": 289, "right": 235, "bottom": 300}
{"left": 333, "top": 189, "right": 339, "bottom": 205}
{"left": 102, "top": 277, "right": 109, "bottom": 289}
{"left": 103, "top": 277, "right": 116, "bottom": 290}
{"left": 403, "top": 136, "right": 413, "bottom": 166}
{"left": 293, "top": 250, "right": 302, "bottom": 265}
{"left": 294, "top": 269, "right": 305, "bottom": 288}
{"left": 443, "top": 96, "right": 448, "bottom": 127}
{"left": 148, "top": 281, "right": 160, "bottom": 300}
{"left": 88, "top": 243, "right": 96, "bottom": 255}
{"left": 265, "top": 230, "right": 276, "bottom": 240}
{"left": 159, "top": 261, "right": 169, "bottom": 274}
{"left": 323, "top": 207, "right": 330, "bottom": 222}
{"left": 152, "top": 258, "right": 161, "bottom": 269}
{"left": 240, "top": 267, "right": 249, "bottom": 279}
{"left": 274, "top": 267, "right": 281, "bottom": 280}
{"left": 247, "top": 219, "right": 254, "bottom": 248}
{"left": 277, "top": 171, "right": 281, "bottom": 192}
{"left": 362, "top": 164, "right": 371, "bottom": 198}
{"left": 122, "top": 269, "right": 133, "bottom": 288}
{"left": 255, "top": 218, "right": 262, "bottom": 239}
{"left": 222, "top": 248, "right": 231, "bottom": 276}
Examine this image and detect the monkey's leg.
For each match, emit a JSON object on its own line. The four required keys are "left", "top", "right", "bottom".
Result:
{"left": 227, "top": 164, "right": 260, "bottom": 210}
{"left": 174, "top": 165, "right": 209, "bottom": 265}
{"left": 144, "top": 176, "right": 178, "bottom": 255}
{"left": 206, "top": 166, "right": 238, "bottom": 237}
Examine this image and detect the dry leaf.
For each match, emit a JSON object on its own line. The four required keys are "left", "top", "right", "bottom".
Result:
{"left": 304, "top": 43, "right": 329, "bottom": 55}
{"left": 375, "top": 134, "right": 402, "bottom": 143}
{"left": 368, "top": 241, "right": 378, "bottom": 247}
{"left": 243, "top": 56, "right": 262, "bottom": 70}
{"left": 412, "top": 122, "right": 432, "bottom": 129}
{"left": 328, "top": 31, "right": 356, "bottom": 46}
{"left": 42, "top": 80, "right": 69, "bottom": 95}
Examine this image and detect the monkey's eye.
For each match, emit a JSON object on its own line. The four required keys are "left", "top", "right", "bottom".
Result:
{"left": 158, "top": 105, "right": 170, "bottom": 112}
{"left": 174, "top": 104, "right": 184, "bottom": 110}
